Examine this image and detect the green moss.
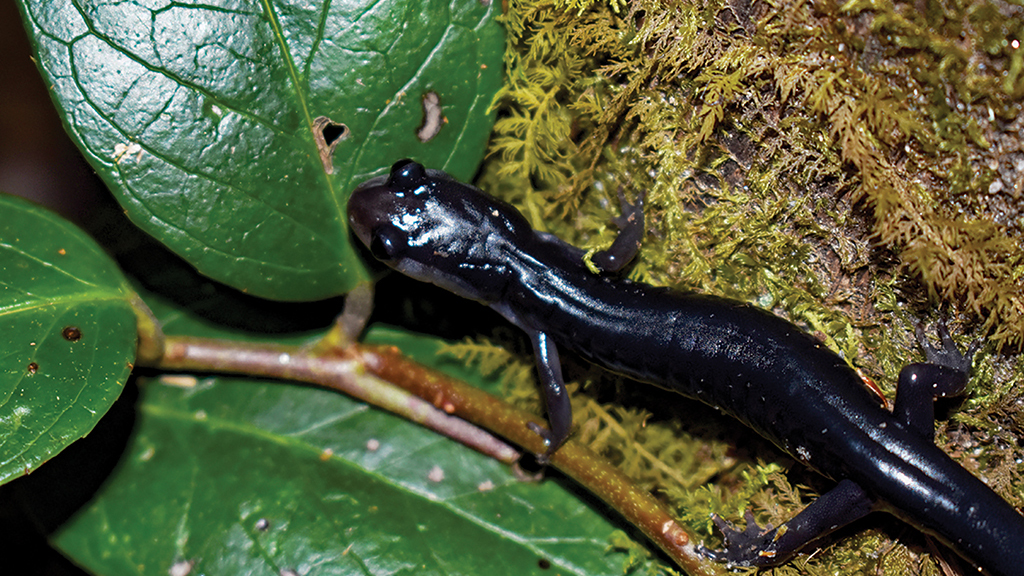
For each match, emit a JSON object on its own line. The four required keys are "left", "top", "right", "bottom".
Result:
{"left": 474, "top": 0, "right": 1024, "bottom": 572}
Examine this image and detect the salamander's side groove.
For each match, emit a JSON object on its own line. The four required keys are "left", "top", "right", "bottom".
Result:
{"left": 348, "top": 160, "right": 1024, "bottom": 576}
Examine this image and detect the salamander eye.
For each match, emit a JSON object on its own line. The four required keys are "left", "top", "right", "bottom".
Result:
{"left": 368, "top": 227, "right": 404, "bottom": 261}
{"left": 388, "top": 159, "right": 426, "bottom": 188}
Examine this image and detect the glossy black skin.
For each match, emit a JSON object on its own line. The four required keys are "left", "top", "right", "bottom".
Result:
{"left": 348, "top": 160, "right": 1024, "bottom": 576}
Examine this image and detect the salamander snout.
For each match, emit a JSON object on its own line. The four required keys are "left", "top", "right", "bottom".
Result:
{"left": 347, "top": 160, "right": 518, "bottom": 303}
{"left": 347, "top": 160, "right": 429, "bottom": 260}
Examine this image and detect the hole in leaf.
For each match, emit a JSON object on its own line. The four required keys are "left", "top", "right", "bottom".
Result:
{"left": 62, "top": 326, "right": 82, "bottom": 342}
{"left": 312, "top": 116, "right": 350, "bottom": 175}
{"left": 416, "top": 91, "right": 446, "bottom": 142}
{"left": 321, "top": 123, "right": 346, "bottom": 145}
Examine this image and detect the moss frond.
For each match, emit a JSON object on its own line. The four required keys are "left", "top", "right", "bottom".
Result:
{"left": 440, "top": 337, "right": 535, "bottom": 391}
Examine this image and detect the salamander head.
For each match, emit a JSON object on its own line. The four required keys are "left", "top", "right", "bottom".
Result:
{"left": 347, "top": 159, "right": 531, "bottom": 303}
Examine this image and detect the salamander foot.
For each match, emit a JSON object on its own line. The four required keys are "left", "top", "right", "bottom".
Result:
{"left": 526, "top": 421, "right": 558, "bottom": 464}
{"left": 698, "top": 510, "right": 782, "bottom": 567}
{"left": 916, "top": 321, "right": 979, "bottom": 375}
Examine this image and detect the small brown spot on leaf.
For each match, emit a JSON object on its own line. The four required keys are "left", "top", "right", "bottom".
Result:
{"left": 27, "top": 362, "right": 38, "bottom": 374}
{"left": 312, "top": 116, "right": 349, "bottom": 175}
{"left": 537, "top": 559, "right": 551, "bottom": 570}
{"left": 416, "top": 91, "right": 445, "bottom": 142}
{"left": 62, "top": 326, "right": 82, "bottom": 342}
{"left": 57, "top": 248, "right": 66, "bottom": 255}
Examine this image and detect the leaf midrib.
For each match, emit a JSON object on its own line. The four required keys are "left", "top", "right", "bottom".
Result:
{"left": 259, "top": 0, "right": 344, "bottom": 224}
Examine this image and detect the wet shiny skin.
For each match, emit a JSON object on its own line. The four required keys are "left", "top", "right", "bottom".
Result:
{"left": 348, "top": 160, "right": 1024, "bottom": 576}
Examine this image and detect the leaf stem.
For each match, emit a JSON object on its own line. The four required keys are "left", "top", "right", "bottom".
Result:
{"left": 146, "top": 335, "right": 724, "bottom": 575}
{"left": 129, "top": 291, "right": 165, "bottom": 365}
{"left": 358, "top": 344, "right": 725, "bottom": 576}
{"left": 151, "top": 336, "right": 519, "bottom": 464}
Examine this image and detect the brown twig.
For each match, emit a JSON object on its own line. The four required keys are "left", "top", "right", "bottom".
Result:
{"left": 147, "top": 335, "right": 724, "bottom": 575}
{"left": 155, "top": 336, "right": 519, "bottom": 463}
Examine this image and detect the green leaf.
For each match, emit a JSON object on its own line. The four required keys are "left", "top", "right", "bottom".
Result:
{"left": 0, "top": 193, "right": 136, "bottom": 485}
{"left": 55, "top": 375, "right": 634, "bottom": 576}
{"left": 46, "top": 294, "right": 642, "bottom": 575}
{"left": 17, "top": 0, "right": 504, "bottom": 301}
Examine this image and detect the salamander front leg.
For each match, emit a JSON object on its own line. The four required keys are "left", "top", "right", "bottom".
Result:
{"left": 526, "top": 330, "right": 572, "bottom": 461}
{"left": 893, "top": 322, "right": 980, "bottom": 438}
{"left": 591, "top": 188, "right": 646, "bottom": 273}
{"left": 699, "top": 479, "right": 874, "bottom": 567}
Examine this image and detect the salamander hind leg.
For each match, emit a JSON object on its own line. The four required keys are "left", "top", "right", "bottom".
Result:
{"left": 893, "top": 322, "right": 980, "bottom": 438}
{"left": 699, "top": 479, "right": 874, "bottom": 567}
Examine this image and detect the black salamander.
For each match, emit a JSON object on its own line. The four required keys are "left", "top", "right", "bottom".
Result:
{"left": 347, "top": 159, "right": 1024, "bottom": 576}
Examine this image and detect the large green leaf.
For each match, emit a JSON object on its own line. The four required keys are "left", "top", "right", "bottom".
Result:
{"left": 17, "top": 0, "right": 504, "bottom": 301}
{"left": 46, "top": 297, "right": 648, "bottom": 575}
{"left": 0, "top": 193, "right": 137, "bottom": 485}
